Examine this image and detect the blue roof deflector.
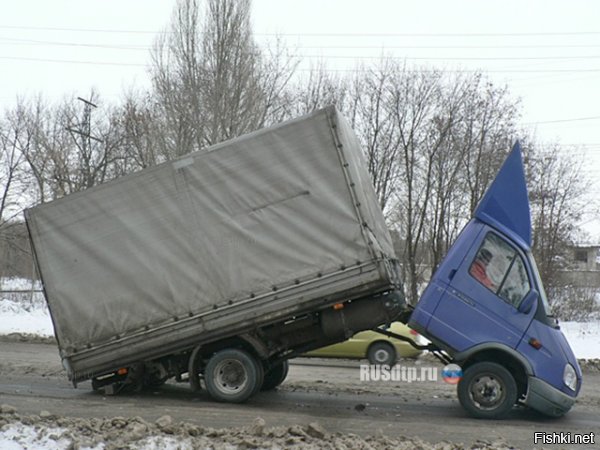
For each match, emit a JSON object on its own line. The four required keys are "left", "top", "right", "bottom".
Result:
{"left": 474, "top": 141, "right": 532, "bottom": 250}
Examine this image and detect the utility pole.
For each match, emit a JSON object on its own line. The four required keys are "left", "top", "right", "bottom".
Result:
{"left": 66, "top": 97, "right": 103, "bottom": 144}
{"left": 65, "top": 96, "right": 103, "bottom": 189}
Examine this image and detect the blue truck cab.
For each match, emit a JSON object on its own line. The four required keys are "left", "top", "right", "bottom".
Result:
{"left": 408, "top": 143, "right": 582, "bottom": 419}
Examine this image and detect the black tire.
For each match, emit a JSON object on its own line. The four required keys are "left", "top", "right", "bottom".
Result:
{"left": 251, "top": 355, "right": 265, "bottom": 396}
{"left": 367, "top": 342, "right": 397, "bottom": 366}
{"left": 204, "top": 349, "right": 263, "bottom": 403}
{"left": 143, "top": 376, "right": 167, "bottom": 389}
{"left": 457, "top": 362, "right": 518, "bottom": 419}
{"left": 261, "top": 360, "right": 289, "bottom": 391}
{"left": 142, "top": 362, "right": 169, "bottom": 389}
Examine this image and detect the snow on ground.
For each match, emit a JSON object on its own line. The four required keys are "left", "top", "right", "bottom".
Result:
{"left": 0, "top": 421, "right": 192, "bottom": 450}
{"left": 1, "top": 277, "right": 600, "bottom": 358}
{"left": 0, "top": 278, "right": 52, "bottom": 337}
{"left": 0, "top": 422, "right": 85, "bottom": 450}
{"left": 0, "top": 412, "right": 519, "bottom": 450}
{"left": 0, "top": 299, "right": 53, "bottom": 337}
{"left": 559, "top": 321, "right": 600, "bottom": 359}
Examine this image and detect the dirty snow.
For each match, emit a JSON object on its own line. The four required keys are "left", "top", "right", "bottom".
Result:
{"left": 0, "top": 421, "right": 193, "bottom": 450}
{"left": 0, "top": 409, "right": 525, "bottom": 450}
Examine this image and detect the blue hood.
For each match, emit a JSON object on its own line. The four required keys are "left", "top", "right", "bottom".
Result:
{"left": 474, "top": 142, "right": 532, "bottom": 250}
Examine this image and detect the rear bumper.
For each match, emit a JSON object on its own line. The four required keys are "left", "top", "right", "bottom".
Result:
{"left": 525, "top": 376, "right": 576, "bottom": 417}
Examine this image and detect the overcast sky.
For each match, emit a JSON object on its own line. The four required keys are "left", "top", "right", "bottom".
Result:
{"left": 1, "top": 0, "right": 599, "bottom": 237}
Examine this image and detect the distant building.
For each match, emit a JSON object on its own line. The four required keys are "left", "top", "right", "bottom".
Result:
{"left": 558, "top": 244, "right": 600, "bottom": 288}
{"left": 570, "top": 244, "right": 600, "bottom": 271}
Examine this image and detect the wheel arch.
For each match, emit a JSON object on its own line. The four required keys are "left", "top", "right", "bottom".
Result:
{"left": 196, "top": 334, "right": 269, "bottom": 360}
{"left": 455, "top": 344, "right": 532, "bottom": 398}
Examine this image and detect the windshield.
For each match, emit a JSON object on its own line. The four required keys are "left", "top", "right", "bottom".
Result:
{"left": 528, "top": 253, "right": 552, "bottom": 317}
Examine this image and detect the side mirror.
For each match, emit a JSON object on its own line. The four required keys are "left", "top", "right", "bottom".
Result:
{"left": 518, "top": 290, "right": 538, "bottom": 314}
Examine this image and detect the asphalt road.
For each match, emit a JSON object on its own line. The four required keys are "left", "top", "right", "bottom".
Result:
{"left": 0, "top": 342, "right": 598, "bottom": 449}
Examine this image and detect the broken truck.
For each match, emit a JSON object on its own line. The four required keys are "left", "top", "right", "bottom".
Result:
{"left": 25, "top": 107, "right": 581, "bottom": 419}
{"left": 25, "top": 107, "right": 406, "bottom": 402}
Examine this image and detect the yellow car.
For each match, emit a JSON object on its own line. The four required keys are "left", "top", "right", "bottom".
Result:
{"left": 305, "top": 322, "right": 425, "bottom": 365}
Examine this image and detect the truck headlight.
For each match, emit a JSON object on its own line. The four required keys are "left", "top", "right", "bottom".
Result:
{"left": 563, "top": 364, "right": 577, "bottom": 391}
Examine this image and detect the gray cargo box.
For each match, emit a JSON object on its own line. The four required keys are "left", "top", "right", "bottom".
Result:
{"left": 25, "top": 106, "right": 400, "bottom": 380}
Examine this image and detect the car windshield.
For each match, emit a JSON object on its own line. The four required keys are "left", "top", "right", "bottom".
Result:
{"left": 528, "top": 253, "right": 552, "bottom": 317}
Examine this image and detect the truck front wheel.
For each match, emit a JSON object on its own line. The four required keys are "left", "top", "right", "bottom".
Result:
{"left": 204, "top": 349, "right": 263, "bottom": 403}
{"left": 457, "top": 362, "right": 517, "bottom": 419}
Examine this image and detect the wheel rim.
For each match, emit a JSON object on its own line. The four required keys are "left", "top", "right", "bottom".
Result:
{"left": 468, "top": 373, "right": 506, "bottom": 410}
{"left": 213, "top": 358, "right": 248, "bottom": 394}
{"left": 373, "top": 348, "right": 391, "bottom": 364}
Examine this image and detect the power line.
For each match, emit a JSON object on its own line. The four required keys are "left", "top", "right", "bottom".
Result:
{"left": 0, "top": 25, "right": 160, "bottom": 34}
{"left": 2, "top": 24, "right": 600, "bottom": 37}
{"left": 295, "top": 54, "right": 600, "bottom": 61}
{"left": 0, "top": 37, "right": 149, "bottom": 51}
{"left": 5, "top": 38, "right": 600, "bottom": 61}
{"left": 0, "top": 56, "right": 145, "bottom": 67}
{"left": 6, "top": 37, "right": 600, "bottom": 52}
{"left": 292, "top": 44, "right": 600, "bottom": 50}
{"left": 255, "top": 31, "right": 600, "bottom": 37}
{"left": 296, "top": 67, "right": 600, "bottom": 73}
{"left": 524, "top": 116, "right": 600, "bottom": 125}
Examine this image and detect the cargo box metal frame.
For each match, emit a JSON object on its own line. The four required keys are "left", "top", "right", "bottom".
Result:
{"left": 25, "top": 107, "right": 404, "bottom": 396}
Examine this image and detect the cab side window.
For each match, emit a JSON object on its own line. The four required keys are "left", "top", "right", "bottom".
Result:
{"left": 469, "top": 233, "right": 531, "bottom": 307}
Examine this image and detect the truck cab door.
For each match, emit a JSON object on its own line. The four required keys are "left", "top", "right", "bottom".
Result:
{"left": 422, "top": 226, "right": 536, "bottom": 353}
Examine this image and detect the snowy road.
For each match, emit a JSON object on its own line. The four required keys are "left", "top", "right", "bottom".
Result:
{"left": 0, "top": 342, "right": 598, "bottom": 449}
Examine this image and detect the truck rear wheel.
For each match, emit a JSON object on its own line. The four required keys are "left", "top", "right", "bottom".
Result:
{"left": 204, "top": 349, "right": 263, "bottom": 403}
{"left": 261, "top": 360, "right": 289, "bottom": 391}
{"left": 457, "top": 362, "right": 517, "bottom": 419}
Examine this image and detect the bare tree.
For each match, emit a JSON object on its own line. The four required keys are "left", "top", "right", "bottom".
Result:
{"left": 349, "top": 63, "right": 403, "bottom": 212}
{"left": 459, "top": 78, "right": 519, "bottom": 213}
{"left": 384, "top": 68, "right": 456, "bottom": 304}
{"left": 289, "top": 63, "right": 523, "bottom": 304}
{"left": 527, "top": 142, "right": 590, "bottom": 285}
{"left": 17, "top": 93, "right": 125, "bottom": 202}
{"left": 0, "top": 104, "right": 35, "bottom": 281}
{"left": 150, "top": 0, "right": 296, "bottom": 158}
{"left": 289, "top": 62, "right": 348, "bottom": 116}
{"left": 114, "top": 91, "right": 161, "bottom": 172}
{"left": 0, "top": 107, "right": 29, "bottom": 226}
{"left": 426, "top": 75, "right": 520, "bottom": 270}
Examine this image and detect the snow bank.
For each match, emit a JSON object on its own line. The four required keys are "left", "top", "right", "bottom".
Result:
{"left": 0, "top": 421, "right": 192, "bottom": 450}
{"left": 0, "top": 411, "right": 518, "bottom": 450}
{"left": 0, "top": 278, "right": 52, "bottom": 337}
{"left": 0, "top": 300, "right": 53, "bottom": 337}
{"left": 0, "top": 422, "right": 83, "bottom": 450}
{"left": 560, "top": 321, "right": 600, "bottom": 359}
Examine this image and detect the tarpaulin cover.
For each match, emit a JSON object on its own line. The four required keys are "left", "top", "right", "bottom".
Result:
{"left": 26, "top": 107, "right": 395, "bottom": 351}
